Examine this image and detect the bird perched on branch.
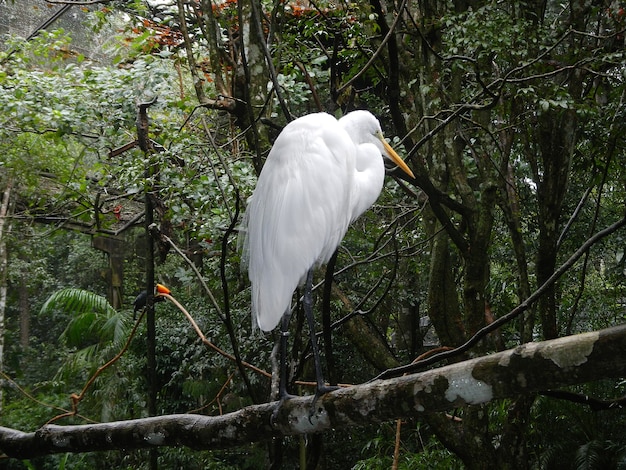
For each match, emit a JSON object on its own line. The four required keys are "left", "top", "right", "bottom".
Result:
{"left": 241, "top": 110, "right": 414, "bottom": 405}
{"left": 133, "top": 283, "right": 171, "bottom": 319}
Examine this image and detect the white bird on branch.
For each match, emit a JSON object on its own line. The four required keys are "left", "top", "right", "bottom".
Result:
{"left": 241, "top": 110, "right": 414, "bottom": 406}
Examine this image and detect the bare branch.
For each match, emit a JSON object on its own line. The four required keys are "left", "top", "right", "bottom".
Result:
{"left": 45, "top": 0, "right": 113, "bottom": 4}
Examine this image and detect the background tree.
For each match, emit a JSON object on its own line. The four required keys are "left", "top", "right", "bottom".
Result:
{"left": 0, "top": 0, "right": 624, "bottom": 468}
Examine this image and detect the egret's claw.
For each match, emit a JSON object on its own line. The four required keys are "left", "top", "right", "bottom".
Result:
{"left": 308, "top": 385, "right": 340, "bottom": 422}
{"left": 271, "top": 392, "right": 297, "bottom": 426}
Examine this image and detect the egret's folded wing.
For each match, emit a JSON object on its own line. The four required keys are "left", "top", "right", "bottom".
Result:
{"left": 246, "top": 113, "right": 356, "bottom": 331}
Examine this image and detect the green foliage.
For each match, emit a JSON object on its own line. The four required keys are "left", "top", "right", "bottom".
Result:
{"left": 41, "top": 288, "right": 108, "bottom": 325}
{"left": 40, "top": 288, "right": 124, "bottom": 348}
{"left": 1, "top": 0, "right": 625, "bottom": 468}
{"left": 442, "top": 2, "right": 538, "bottom": 62}
{"left": 352, "top": 423, "right": 463, "bottom": 470}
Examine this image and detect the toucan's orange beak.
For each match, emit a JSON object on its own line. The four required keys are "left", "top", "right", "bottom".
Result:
{"left": 156, "top": 283, "right": 171, "bottom": 295}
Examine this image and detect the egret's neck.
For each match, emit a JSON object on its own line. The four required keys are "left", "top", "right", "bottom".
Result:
{"left": 350, "top": 144, "right": 385, "bottom": 222}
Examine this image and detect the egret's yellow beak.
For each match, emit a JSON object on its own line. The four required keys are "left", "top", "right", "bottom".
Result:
{"left": 380, "top": 136, "right": 415, "bottom": 179}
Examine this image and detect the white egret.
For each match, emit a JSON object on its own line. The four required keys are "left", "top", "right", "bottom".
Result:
{"left": 242, "top": 110, "right": 414, "bottom": 403}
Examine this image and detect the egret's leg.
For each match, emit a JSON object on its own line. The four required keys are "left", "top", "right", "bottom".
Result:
{"left": 272, "top": 307, "right": 295, "bottom": 425}
{"left": 278, "top": 307, "right": 293, "bottom": 400}
{"left": 303, "top": 269, "right": 339, "bottom": 402}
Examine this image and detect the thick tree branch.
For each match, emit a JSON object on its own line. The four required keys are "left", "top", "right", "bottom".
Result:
{"left": 2, "top": 324, "right": 626, "bottom": 460}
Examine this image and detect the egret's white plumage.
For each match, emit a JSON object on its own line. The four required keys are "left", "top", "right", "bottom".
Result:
{"left": 242, "top": 110, "right": 414, "bottom": 333}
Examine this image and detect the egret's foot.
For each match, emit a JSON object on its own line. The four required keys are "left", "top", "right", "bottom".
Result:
{"left": 309, "top": 385, "right": 340, "bottom": 421}
{"left": 271, "top": 392, "right": 297, "bottom": 426}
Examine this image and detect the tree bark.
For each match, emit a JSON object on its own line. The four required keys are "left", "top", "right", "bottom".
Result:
{"left": 18, "top": 275, "right": 29, "bottom": 349}
{"left": 534, "top": 109, "right": 577, "bottom": 340}
{"left": 2, "top": 324, "right": 626, "bottom": 460}
{"left": 0, "top": 182, "right": 13, "bottom": 414}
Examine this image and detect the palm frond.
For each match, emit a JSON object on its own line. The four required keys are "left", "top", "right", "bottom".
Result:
{"left": 40, "top": 288, "right": 116, "bottom": 317}
{"left": 43, "top": 289, "right": 133, "bottom": 390}
{"left": 40, "top": 288, "right": 121, "bottom": 348}
{"left": 574, "top": 440, "right": 608, "bottom": 470}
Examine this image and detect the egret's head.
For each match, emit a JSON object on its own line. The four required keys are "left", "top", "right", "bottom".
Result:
{"left": 339, "top": 110, "right": 415, "bottom": 179}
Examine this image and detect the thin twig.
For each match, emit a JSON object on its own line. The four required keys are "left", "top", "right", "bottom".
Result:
{"left": 335, "top": 0, "right": 408, "bottom": 95}
{"left": 153, "top": 227, "right": 226, "bottom": 323}
{"left": 160, "top": 294, "right": 271, "bottom": 379}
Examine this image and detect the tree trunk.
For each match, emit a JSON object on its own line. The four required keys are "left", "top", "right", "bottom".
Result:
{"left": 19, "top": 275, "right": 29, "bottom": 349}
{"left": 427, "top": 230, "right": 465, "bottom": 347}
{"left": 534, "top": 109, "right": 577, "bottom": 340}
{"left": 0, "top": 181, "right": 13, "bottom": 413}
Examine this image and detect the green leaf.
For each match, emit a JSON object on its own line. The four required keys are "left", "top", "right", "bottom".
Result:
{"left": 40, "top": 288, "right": 115, "bottom": 318}
{"left": 40, "top": 288, "right": 122, "bottom": 348}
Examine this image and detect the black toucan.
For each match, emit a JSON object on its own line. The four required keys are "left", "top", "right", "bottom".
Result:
{"left": 133, "top": 284, "right": 171, "bottom": 319}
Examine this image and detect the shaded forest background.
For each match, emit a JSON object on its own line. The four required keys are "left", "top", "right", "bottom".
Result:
{"left": 0, "top": 0, "right": 625, "bottom": 468}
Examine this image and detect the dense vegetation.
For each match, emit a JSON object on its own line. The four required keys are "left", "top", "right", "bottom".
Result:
{"left": 0, "top": 0, "right": 625, "bottom": 468}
